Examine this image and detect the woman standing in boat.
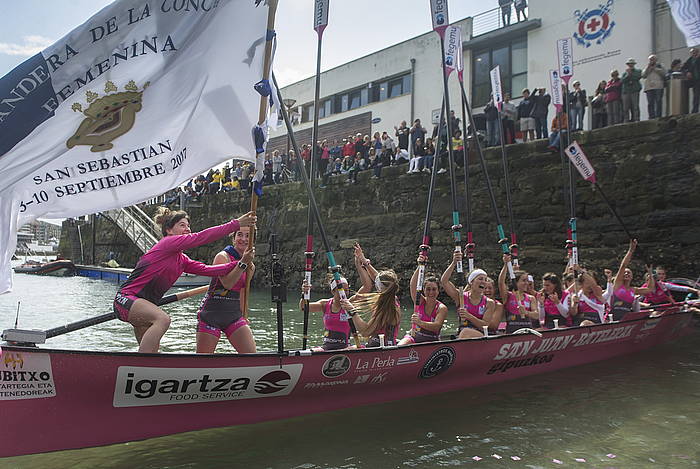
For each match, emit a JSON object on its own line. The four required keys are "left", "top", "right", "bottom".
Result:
{"left": 498, "top": 254, "right": 539, "bottom": 333}
{"left": 341, "top": 270, "right": 402, "bottom": 347}
{"left": 609, "top": 239, "right": 655, "bottom": 320}
{"left": 537, "top": 272, "right": 571, "bottom": 328}
{"left": 113, "top": 207, "right": 256, "bottom": 353}
{"left": 396, "top": 254, "right": 447, "bottom": 345}
{"left": 440, "top": 251, "right": 497, "bottom": 338}
{"left": 195, "top": 227, "right": 257, "bottom": 354}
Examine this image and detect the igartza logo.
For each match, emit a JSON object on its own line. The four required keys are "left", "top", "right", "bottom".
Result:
{"left": 113, "top": 364, "right": 302, "bottom": 408}
{"left": 254, "top": 370, "right": 291, "bottom": 394}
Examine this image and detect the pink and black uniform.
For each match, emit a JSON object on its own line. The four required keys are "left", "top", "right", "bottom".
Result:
{"left": 542, "top": 290, "right": 571, "bottom": 328}
{"left": 642, "top": 281, "right": 693, "bottom": 305}
{"left": 403, "top": 300, "right": 443, "bottom": 344}
{"left": 366, "top": 299, "right": 401, "bottom": 347}
{"left": 504, "top": 292, "right": 534, "bottom": 334}
{"left": 610, "top": 285, "right": 635, "bottom": 321}
{"left": 196, "top": 246, "right": 248, "bottom": 339}
{"left": 113, "top": 220, "right": 240, "bottom": 322}
{"left": 320, "top": 299, "right": 351, "bottom": 351}
{"left": 459, "top": 291, "right": 488, "bottom": 333}
{"left": 576, "top": 291, "right": 606, "bottom": 324}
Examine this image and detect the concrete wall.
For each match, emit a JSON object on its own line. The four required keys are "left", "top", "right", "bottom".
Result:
{"left": 527, "top": 0, "right": 654, "bottom": 123}
{"left": 272, "top": 17, "right": 473, "bottom": 141}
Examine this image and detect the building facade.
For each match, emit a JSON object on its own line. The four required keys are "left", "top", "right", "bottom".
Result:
{"left": 269, "top": 0, "right": 690, "bottom": 151}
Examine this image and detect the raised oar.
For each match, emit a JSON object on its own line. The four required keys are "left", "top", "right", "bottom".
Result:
{"left": 456, "top": 64, "right": 475, "bottom": 271}
{"left": 459, "top": 78, "right": 514, "bottom": 278}
{"left": 245, "top": 0, "right": 279, "bottom": 318}
{"left": 491, "top": 65, "right": 519, "bottom": 268}
{"left": 44, "top": 285, "right": 209, "bottom": 339}
{"left": 434, "top": 20, "right": 463, "bottom": 280}
{"left": 301, "top": 0, "right": 330, "bottom": 350}
{"left": 272, "top": 71, "right": 361, "bottom": 348}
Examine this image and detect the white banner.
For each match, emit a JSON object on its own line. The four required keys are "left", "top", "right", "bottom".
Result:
{"left": 557, "top": 37, "right": 574, "bottom": 85}
{"left": 314, "top": 0, "right": 330, "bottom": 36}
{"left": 444, "top": 25, "right": 462, "bottom": 76}
{"left": 490, "top": 65, "right": 503, "bottom": 106}
{"left": 550, "top": 69, "right": 563, "bottom": 110}
{"left": 430, "top": 0, "right": 449, "bottom": 36}
{"left": 564, "top": 141, "right": 597, "bottom": 184}
{"left": 666, "top": 0, "right": 700, "bottom": 46}
{"left": 0, "top": 0, "right": 269, "bottom": 294}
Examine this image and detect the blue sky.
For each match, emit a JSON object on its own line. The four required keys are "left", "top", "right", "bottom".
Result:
{"left": 0, "top": 0, "right": 498, "bottom": 87}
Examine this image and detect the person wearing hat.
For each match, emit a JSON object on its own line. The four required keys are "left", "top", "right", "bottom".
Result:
{"left": 642, "top": 54, "right": 667, "bottom": 119}
{"left": 568, "top": 80, "right": 587, "bottom": 131}
{"left": 621, "top": 58, "right": 642, "bottom": 122}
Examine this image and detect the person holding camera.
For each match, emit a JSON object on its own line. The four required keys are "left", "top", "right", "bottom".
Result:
{"left": 537, "top": 273, "right": 571, "bottom": 328}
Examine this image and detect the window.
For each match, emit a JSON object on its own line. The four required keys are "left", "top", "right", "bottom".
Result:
{"left": 471, "top": 37, "right": 528, "bottom": 107}
{"left": 318, "top": 99, "right": 332, "bottom": 118}
{"left": 348, "top": 89, "right": 362, "bottom": 110}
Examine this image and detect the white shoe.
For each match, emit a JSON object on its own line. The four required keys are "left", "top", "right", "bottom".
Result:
{"left": 437, "top": 168, "right": 447, "bottom": 174}
{"left": 423, "top": 168, "right": 431, "bottom": 173}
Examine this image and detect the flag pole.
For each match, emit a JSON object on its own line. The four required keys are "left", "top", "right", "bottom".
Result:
{"left": 272, "top": 72, "right": 361, "bottom": 348}
{"left": 302, "top": 0, "right": 329, "bottom": 350}
{"left": 245, "top": 0, "right": 279, "bottom": 318}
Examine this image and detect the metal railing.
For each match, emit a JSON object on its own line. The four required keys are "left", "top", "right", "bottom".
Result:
{"left": 472, "top": 4, "right": 529, "bottom": 37}
{"left": 102, "top": 206, "right": 160, "bottom": 254}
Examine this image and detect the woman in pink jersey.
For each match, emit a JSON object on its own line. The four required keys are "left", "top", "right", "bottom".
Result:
{"left": 537, "top": 272, "right": 571, "bottom": 328}
{"left": 572, "top": 270, "right": 606, "bottom": 325}
{"left": 195, "top": 227, "right": 256, "bottom": 354}
{"left": 641, "top": 266, "right": 699, "bottom": 305}
{"left": 498, "top": 254, "right": 539, "bottom": 334}
{"left": 300, "top": 275, "right": 354, "bottom": 351}
{"left": 397, "top": 255, "right": 447, "bottom": 344}
{"left": 341, "top": 270, "right": 402, "bottom": 347}
{"left": 440, "top": 250, "right": 498, "bottom": 338}
{"left": 113, "top": 207, "right": 256, "bottom": 353}
{"left": 609, "top": 239, "right": 654, "bottom": 320}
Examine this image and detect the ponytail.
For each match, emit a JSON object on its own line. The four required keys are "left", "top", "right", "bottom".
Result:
{"left": 153, "top": 206, "right": 189, "bottom": 236}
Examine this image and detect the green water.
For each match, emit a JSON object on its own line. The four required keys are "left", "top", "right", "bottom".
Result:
{"left": 1, "top": 269, "right": 699, "bottom": 468}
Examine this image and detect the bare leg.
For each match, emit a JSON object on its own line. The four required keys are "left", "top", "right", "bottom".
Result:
{"left": 458, "top": 328, "right": 484, "bottom": 339}
{"left": 227, "top": 325, "right": 257, "bottom": 353}
{"left": 196, "top": 331, "right": 220, "bottom": 353}
{"left": 127, "top": 299, "right": 171, "bottom": 353}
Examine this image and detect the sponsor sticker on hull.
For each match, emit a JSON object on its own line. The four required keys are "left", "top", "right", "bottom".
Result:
{"left": 0, "top": 352, "right": 56, "bottom": 401}
{"left": 113, "top": 364, "right": 302, "bottom": 408}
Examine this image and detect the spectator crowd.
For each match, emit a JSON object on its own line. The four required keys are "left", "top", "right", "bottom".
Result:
{"left": 158, "top": 47, "right": 700, "bottom": 205}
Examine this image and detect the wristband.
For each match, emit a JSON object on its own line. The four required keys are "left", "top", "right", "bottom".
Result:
{"left": 237, "top": 262, "right": 248, "bottom": 271}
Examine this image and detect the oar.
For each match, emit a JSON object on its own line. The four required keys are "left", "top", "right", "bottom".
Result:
{"left": 457, "top": 71, "right": 475, "bottom": 271}
{"left": 272, "top": 71, "right": 361, "bottom": 348}
{"left": 434, "top": 22, "right": 463, "bottom": 281}
{"left": 491, "top": 65, "right": 519, "bottom": 268}
{"left": 44, "top": 285, "right": 209, "bottom": 339}
{"left": 301, "top": 0, "right": 329, "bottom": 350}
{"left": 459, "top": 76, "right": 514, "bottom": 278}
{"left": 244, "top": 0, "right": 279, "bottom": 318}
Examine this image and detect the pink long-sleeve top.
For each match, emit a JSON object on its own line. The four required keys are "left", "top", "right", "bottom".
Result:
{"left": 118, "top": 220, "right": 240, "bottom": 304}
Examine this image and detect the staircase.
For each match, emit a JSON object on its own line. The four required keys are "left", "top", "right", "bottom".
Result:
{"left": 102, "top": 206, "right": 160, "bottom": 254}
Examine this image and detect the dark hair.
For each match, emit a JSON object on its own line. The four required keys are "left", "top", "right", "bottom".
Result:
{"left": 542, "top": 272, "right": 563, "bottom": 297}
{"left": 423, "top": 275, "right": 440, "bottom": 291}
{"left": 153, "top": 206, "right": 189, "bottom": 236}
{"left": 510, "top": 270, "right": 528, "bottom": 292}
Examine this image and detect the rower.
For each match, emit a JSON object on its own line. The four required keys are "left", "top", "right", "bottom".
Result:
{"left": 398, "top": 254, "right": 447, "bottom": 345}
{"left": 440, "top": 250, "right": 497, "bottom": 338}
{"left": 537, "top": 272, "right": 571, "bottom": 328}
{"left": 609, "top": 239, "right": 655, "bottom": 321}
{"left": 498, "top": 254, "right": 539, "bottom": 334}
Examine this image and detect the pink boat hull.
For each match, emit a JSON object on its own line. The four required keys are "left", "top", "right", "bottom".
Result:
{"left": 0, "top": 310, "right": 695, "bottom": 458}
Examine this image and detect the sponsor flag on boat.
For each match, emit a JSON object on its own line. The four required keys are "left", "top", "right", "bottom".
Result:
{"left": 564, "top": 141, "right": 597, "bottom": 184}
{"left": 666, "top": 0, "right": 700, "bottom": 46}
{"left": 490, "top": 65, "right": 503, "bottom": 109}
{"left": 557, "top": 37, "right": 574, "bottom": 85}
{"left": 0, "top": 0, "right": 270, "bottom": 294}
{"left": 550, "top": 70, "right": 563, "bottom": 112}
{"left": 430, "top": 0, "right": 449, "bottom": 37}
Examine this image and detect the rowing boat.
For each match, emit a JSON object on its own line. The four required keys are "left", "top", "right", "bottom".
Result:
{"left": 0, "top": 306, "right": 694, "bottom": 458}
{"left": 12, "top": 260, "right": 76, "bottom": 277}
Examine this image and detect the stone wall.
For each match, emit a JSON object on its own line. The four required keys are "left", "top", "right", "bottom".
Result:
{"left": 65, "top": 114, "right": 700, "bottom": 291}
